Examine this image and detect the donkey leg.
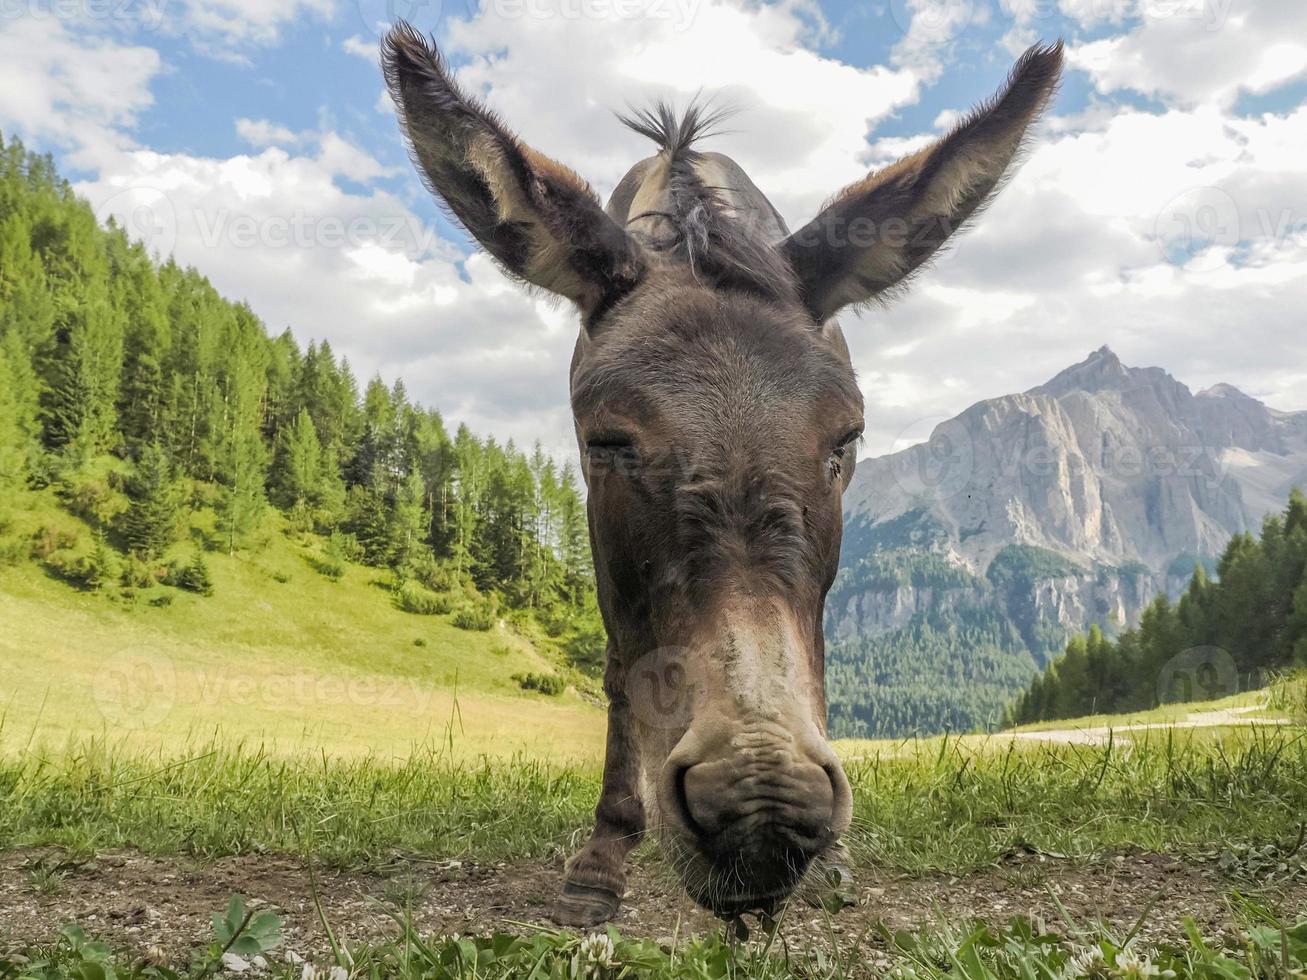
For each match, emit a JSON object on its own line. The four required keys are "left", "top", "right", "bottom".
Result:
{"left": 555, "top": 683, "right": 644, "bottom": 926}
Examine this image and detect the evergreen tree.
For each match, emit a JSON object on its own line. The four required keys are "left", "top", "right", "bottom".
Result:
{"left": 113, "top": 235, "right": 171, "bottom": 449}
{"left": 1289, "top": 562, "right": 1307, "bottom": 666}
{"left": 555, "top": 463, "right": 591, "bottom": 607}
{"left": 0, "top": 133, "right": 601, "bottom": 663}
{"left": 391, "top": 468, "right": 428, "bottom": 572}
{"left": 41, "top": 281, "right": 124, "bottom": 460}
{"left": 0, "top": 339, "right": 34, "bottom": 488}
{"left": 1010, "top": 492, "right": 1307, "bottom": 725}
{"left": 270, "top": 408, "right": 325, "bottom": 509}
{"left": 119, "top": 443, "right": 179, "bottom": 559}
{"left": 213, "top": 308, "right": 268, "bottom": 553}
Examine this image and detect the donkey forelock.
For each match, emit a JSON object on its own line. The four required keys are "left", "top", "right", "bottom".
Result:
{"left": 614, "top": 101, "right": 802, "bottom": 305}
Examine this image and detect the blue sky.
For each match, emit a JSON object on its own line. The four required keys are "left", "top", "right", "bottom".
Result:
{"left": 1, "top": 0, "right": 1304, "bottom": 459}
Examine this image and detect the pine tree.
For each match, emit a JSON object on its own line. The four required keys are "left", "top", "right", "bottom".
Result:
{"left": 113, "top": 235, "right": 171, "bottom": 450}
{"left": 0, "top": 339, "right": 33, "bottom": 488}
{"left": 87, "top": 532, "right": 117, "bottom": 590}
{"left": 1289, "top": 561, "right": 1307, "bottom": 666}
{"left": 162, "top": 266, "right": 224, "bottom": 479}
{"left": 213, "top": 308, "right": 268, "bottom": 553}
{"left": 270, "top": 408, "right": 324, "bottom": 510}
{"left": 119, "top": 443, "right": 179, "bottom": 559}
{"left": 555, "top": 462, "right": 591, "bottom": 608}
{"left": 390, "top": 469, "right": 428, "bottom": 572}
{"left": 42, "top": 282, "right": 124, "bottom": 460}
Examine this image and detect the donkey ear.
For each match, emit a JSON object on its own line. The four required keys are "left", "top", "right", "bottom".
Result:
{"left": 382, "top": 24, "right": 644, "bottom": 317}
{"left": 781, "top": 42, "right": 1063, "bottom": 323}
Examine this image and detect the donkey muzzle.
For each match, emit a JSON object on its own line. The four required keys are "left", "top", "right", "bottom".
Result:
{"left": 658, "top": 721, "right": 853, "bottom": 913}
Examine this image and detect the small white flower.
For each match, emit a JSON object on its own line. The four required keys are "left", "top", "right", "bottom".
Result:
{"left": 1114, "top": 949, "right": 1161, "bottom": 978}
{"left": 1062, "top": 945, "right": 1106, "bottom": 978}
{"left": 579, "top": 932, "right": 615, "bottom": 965}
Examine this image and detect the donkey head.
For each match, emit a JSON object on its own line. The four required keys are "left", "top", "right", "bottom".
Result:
{"left": 383, "top": 25, "right": 1061, "bottom": 921}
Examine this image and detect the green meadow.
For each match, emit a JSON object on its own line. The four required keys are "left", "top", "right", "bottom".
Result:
{"left": 0, "top": 488, "right": 606, "bottom": 764}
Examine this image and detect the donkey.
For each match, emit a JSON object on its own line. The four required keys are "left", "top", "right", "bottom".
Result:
{"left": 383, "top": 26, "right": 1062, "bottom": 925}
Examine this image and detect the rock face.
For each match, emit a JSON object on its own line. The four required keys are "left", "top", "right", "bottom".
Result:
{"left": 826, "top": 347, "right": 1307, "bottom": 738}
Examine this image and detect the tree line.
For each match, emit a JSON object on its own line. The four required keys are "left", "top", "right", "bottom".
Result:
{"left": 1007, "top": 490, "right": 1307, "bottom": 725}
{"left": 0, "top": 133, "right": 602, "bottom": 662}
{"left": 824, "top": 549, "right": 1043, "bottom": 738}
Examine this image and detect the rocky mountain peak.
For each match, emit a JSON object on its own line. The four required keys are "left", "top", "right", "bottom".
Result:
{"left": 829, "top": 350, "right": 1306, "bottom": 738}
{"left": 1198, "top": 382, "right": 1253, "bottom": 401}
{"left": 852, "top": 348, "right": 1305, "bottom": 572}
{"left": 1027, "top": 345, "right": 1130, "bottom": 397}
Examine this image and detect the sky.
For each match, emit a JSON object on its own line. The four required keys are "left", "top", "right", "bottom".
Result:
{"left": 1, "top": 0, "right": 1304, "bottom": 462}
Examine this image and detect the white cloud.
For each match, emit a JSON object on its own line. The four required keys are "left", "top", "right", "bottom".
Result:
{"left": 442, "top": 0, "right": 923, "bottom": 224}
{"left": 342, "top": 34, "right": 377, "bottom": 59}
{"left": 236, "top": 118, "right": 302, "bottom": 147}
{"left": 1068, "top": 1, "right": 1307, "bottom": 107}
{"left": 172, "top": 0, "right": 336, "bottom": 49}
{"left": 316, "top": 131, "right": 396, "bottom": 182}
{"left": 0, "top": 17, "right": 160, "bottom": 167}
{"left": 888, "top": 0, "right": 997, "bottom": 83}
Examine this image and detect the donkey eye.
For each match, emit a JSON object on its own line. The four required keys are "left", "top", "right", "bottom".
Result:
{"left": 827, "top": 427, "right": 862, "bottom": 480}
{"left": 586, "top": 437, "right": 639, "bottom": 474}
{"left": 586, "top": 437, "right": 634, "bottom": 453}
{"left": 832, "top": 427, "right": 863, "bottom": 456}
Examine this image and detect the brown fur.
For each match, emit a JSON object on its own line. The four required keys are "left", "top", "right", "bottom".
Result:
{"left": 381, "top": 24, "right": 1062, "bottom": 923}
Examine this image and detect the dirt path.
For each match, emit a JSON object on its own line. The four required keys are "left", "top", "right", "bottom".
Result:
{"left": 1010, "top": 706, "right": 1293, "bottom": 746}
{"left": 2, "top": 847, "right": 1303, "bottom": 966}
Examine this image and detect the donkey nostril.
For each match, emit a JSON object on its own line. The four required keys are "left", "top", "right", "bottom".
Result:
{"left": 674, "top": 765, "right": 708, "bottom": 839}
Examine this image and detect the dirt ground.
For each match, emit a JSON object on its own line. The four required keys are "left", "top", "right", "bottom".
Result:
{"left": 2, "top": 847, "right": 1304, "bottom": 968}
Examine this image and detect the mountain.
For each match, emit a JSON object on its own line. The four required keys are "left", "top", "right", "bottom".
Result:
{"left": 826, "top": 347, "right": 1307, "bottom": 738}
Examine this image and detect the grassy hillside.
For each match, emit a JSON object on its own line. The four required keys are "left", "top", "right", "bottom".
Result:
{"left": 1006, "top": 670, "right": 1306, "bottom": 734}
{"left": 0, "top": 132, "right": 608, "bottom": 762}
{"left": 0, "top": 486, "right": 605, "bottom": 761}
